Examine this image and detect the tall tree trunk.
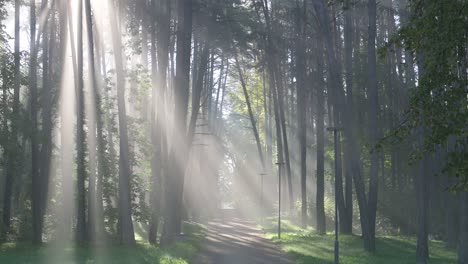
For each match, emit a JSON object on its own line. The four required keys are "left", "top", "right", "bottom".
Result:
{"left": 312, "top": 0, "right": 350, "bottom": 238}
{"left": 85, "top": 0, "right": 105, "bottom": 239}
{"left": 295, "top": 0, "right": 307, "bottom": 229}
{"left": 162, "top": 0, "right": 193, "bottom": 244}
{"left": 316, "top": 39, "right": 326, "bottom": 235}
{"left": 312, "top": 0, "right": 373, "bottom": 251}
{"left": 30, "top": 0, "right": 43, "bottom": 244}
{"left": 258, "top": 0, "right": 293, "bottom": 211}
{"left": 149, "top": 0, "right": 171, "bottom": 245}
{"left": 76, "top": 0, "right": 87, "bottom": 244}
{"left": 445, "top": 177, "right": 458, "bottom": 248}
{"left": 416, "top": 133, "right": 429, "bottom": 264}
{"left": 2, "top": 0, "right": 21, "bottom": 233}
{"left": 148, "top": 1, "right": 159, "bottom": 242}
{"left": 328, "top": 12, "right": 349, "bottom": 234}
{"left": 58, "top": 0, "right": 73, "bottom": 240}
{"left": 459, "top": 192, "right": 468, "bottom": 264}
{"left": 173, "top": 0, "right": 193, "bottom": 236}
{"left": 188, "top": 44, "right": 209, "bottom": 146}
{"left": 367, "top": 0, "right": 380, "bottom": 244}
{"left": 264, "top": 68, "right": 273, "bottom": 175}
{"left": 39, "top": 0, "right": 54, "bottom": 234}
{"left": 342, "top": 0, "right": 355, "bottom": 235}
{"left": 92, "top": 6, "right": 106, "bottom": 239}
{"left": 1, "top": 58, "right": 10, "bottom": 239}
{"left": 214, "top": 57, "right": 224, "bottom": 127}
{"left": 108, "top": 0, "right": 135, "bottom": 245}
{"left": 276, "top": 72, "right": 294, "bottom": 212}
{"left": 235, "top": 53, "right": 265, "bottom": 171}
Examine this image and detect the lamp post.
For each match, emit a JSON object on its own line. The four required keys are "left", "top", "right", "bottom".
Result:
{"left": 327, "top": 127, "right": 342, "bottom": 264}
{"left": 276, "top": 162, "right": 284, "bottom": 239}
{"left": 259, "top": 172, "right": 266, "bottom": 226}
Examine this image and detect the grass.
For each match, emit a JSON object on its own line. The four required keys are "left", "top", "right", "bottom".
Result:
{"left": 0, "top": 223, "right": 205, "bottom": 264}
{"left": 263, "top": 220, "right": 457, "bottom": 264}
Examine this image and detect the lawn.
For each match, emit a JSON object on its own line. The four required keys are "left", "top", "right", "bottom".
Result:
{"left": 264, "top": 220, "right": 457, "bottom": 264}
{"left": 0, "top": 223, "right": 205, "bottom": 264}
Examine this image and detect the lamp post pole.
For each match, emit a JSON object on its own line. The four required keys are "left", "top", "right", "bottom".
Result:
{"left": 260, "top": 172, "right": 266, "bottom": 226}
{"left": 327, "top": 127, "right": 342, "bottom": 264}
{"left": 276, "top": 162, "right": 284, "bottom": 239}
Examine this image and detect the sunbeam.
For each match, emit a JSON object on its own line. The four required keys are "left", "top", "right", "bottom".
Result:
{"left": 0, "top": 0, "right": 465, "bottom": 263}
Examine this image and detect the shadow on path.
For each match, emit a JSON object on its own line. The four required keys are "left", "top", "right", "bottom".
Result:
{"left": 194, "top": 219, "right": 293, "bottom": 264}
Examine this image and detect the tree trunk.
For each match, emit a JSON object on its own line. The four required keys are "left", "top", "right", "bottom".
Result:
{"left": 459, "top": 192, "right": 468, "bottom": 264}
{"left": 316, "top": 38, "right": 326, "bottom": 235}
{"left": 258, "top": 0, "right": 293, "bottom": 211}
{"left": 342, "top": 0, "right": 355, "bottom": 235}
{"left": 108, "top": 0, "right": 135, "bottom": 245}
{"left": 312, "top": 0, "right": 373, "bottom": 251}
{"left": 39, "top": 0, "right": 54, "bottom": 238}
{"left": 93, "top": 10, "right": 106, "bottom": 240}
{"left": 162, "top": 0, "right": 193, "bottom": 244}
{"left": 367, "top": 0, "right": 380, "bottom": 244}
{"left": 58, "top": 0, "right": 73, "bottom": 240}
{"left": 76, "top": 0, "right": 87, "bottom": 244}
{"left": 30, "top": 0, "right": 43, "bottom": 244}
{"left": 188, "top": 45, "right": 209, "bottom": 141}
{"left": 2, "top": 0, "right": 21, "bottom": 233}
{"left": 276, "top": 71, "right": 294, "bottom": 212}
{"left": 416, "top": 133, "right": 429, "bottom": 264}
{"left": 85, "top": 0, "right": 105, "bottom": 239}
{"left": 148, "top": 6, "right": 159, "bottom": 242}
{"left": 295, "top": 0, "right": 307, "bottom": 229}
{"left": 445, "top": 183, "right": 458, "bottom": 248}
{"left": 149, "top": 0, "right": 171, "bottom": 245}
{"left": 235, "top": 53, "right": 265, "bottom": 171}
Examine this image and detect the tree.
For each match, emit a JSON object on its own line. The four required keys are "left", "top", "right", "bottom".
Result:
{"left": 312, "top": 0, "right": 357, "bottom": 243}
{"left": 85, "top": 0, "right": 105, "bottom": 240}
{"left": 460, "top": 192, "right": 468, "bottom": 264}
{"left": 30, "top": 0, "right": 42, "bottom": 244}
{"left": 384, "top": 0, "right": 467, "bottom": 190}
{"left": 38, "top": 0, "right": 55, "bottom": 235}
{"left": 367, "top": 0, "right": 380, "bottom": 247}
{"left": 234, "top": 52, "right": 265, "bottom": 174}
{"left": 58, "top": 0, "right": 73, "bottom": 240}
{"left": 2, "top": 0, "right": 21, "bottom": 234}
{"left": 342, "top": 0, "right": 356, "bottom": 235}
{"left": 383, "top": 1, "right": 467, "bottom": 261}
{"left": 162, "top": 0, "right": 193, "bottom": 244}
{"left": 108, "top": 0, "right": 135, "bottom": 245}
{"left": 76, "top": 0, "right": 87, "bottom": 243}
{"left": 315, "top": 38, "right": 326, "bottom": 235}
{"left": 294, "top": 0, "right": 308, "bottom": 229}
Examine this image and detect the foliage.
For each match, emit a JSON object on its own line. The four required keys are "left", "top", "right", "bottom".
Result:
{"left": 382, "top": 0, "right": 468, "bottom": 191}
{"left": 99, "top": 73, "right": 120, "bottom": 235}
{"left": 0, "top": 46, "right": 14, "bottom": 148}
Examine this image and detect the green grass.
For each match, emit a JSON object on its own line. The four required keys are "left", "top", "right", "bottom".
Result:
{"left": 0, "top": 223, "right": 205, "bottom": 264}
{"left": 264, "top": 220, "right": 457, "bottom": 264}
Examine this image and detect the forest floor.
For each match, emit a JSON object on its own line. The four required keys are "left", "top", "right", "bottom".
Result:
{"left": 194, "top": 219, "right": 293, "bottom": 264}
{"left": 0, "top": 223, "right": 204, "bottom": 264}
{"left": 263, "top": 220, "right": 458, "bottom": 264}
{"left": 0, "top": 220, "right": 459, "bottom": 263}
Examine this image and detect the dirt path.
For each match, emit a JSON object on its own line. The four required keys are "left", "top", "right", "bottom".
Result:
{"left": 194, "top": 220, "right": 293, "bottom": 264}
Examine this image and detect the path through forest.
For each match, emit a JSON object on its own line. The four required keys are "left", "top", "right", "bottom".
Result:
{"left": 194, "top": 220, "right": 293, "bottom": 264}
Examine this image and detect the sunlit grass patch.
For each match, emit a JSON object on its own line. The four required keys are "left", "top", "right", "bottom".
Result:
{"left": 262, "top": 220, "right": 457, "bottom": 264}
{"left": 0, "top": 223, "right": 205, "bottom": 264}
